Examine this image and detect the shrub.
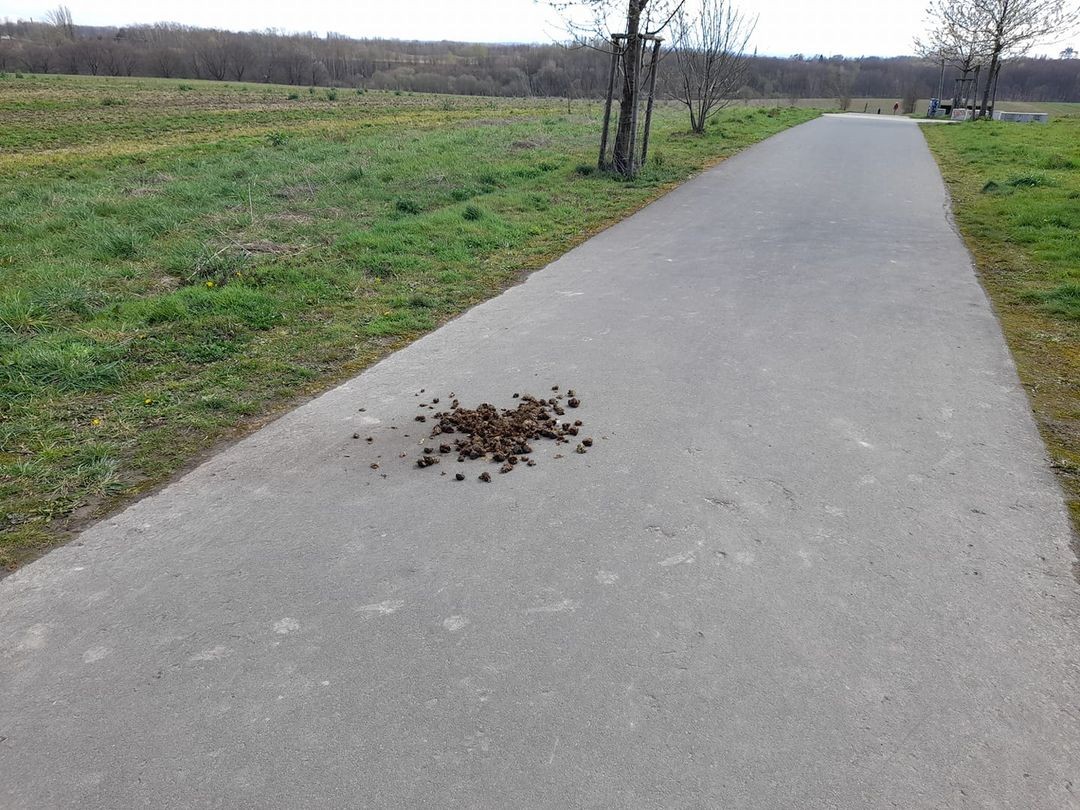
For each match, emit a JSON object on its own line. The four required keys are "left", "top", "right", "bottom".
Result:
{"left": 325, "top": 87, "right": 338, "bottom": 101}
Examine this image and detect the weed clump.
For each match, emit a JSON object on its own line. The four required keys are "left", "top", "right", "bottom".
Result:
{"left": 463, "top": 204, "right": 483, "bottom": 221}
{"left": 408, "top": 294, "right": 437, "bottom": 309}
{"left": 1007, "top": 172, "right": 1055, "bottom": 188}
{"left": 0, "top": 294, "right": 51, "bottom": 334}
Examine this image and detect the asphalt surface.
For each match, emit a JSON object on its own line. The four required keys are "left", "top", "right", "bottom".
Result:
{"left": 3, "top": 115, "right": 1079, "bottom": 808}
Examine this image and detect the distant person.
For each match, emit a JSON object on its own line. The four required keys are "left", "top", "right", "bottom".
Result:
{"left": 877, "top": 107, "right": 881, "bottom": 114}
{"left": 893, "top": 101, "right": 900, "bottom": 114}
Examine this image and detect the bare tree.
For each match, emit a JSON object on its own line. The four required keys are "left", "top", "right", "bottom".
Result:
{"left": 969, "top": 0, "right": 1080, "bottom": 115}
{"left": 154, "top": 46, "right": 183, "bottom": 78}
{"left": 21, "top": 44, "right": 53, "bottom": 73}
{"left": 915, "top": 0, "right": 989, "bottom": 110}
{"left": 225, "top": 34, "right": 255, "bottom": 80}
{"left": 194, "top": 33, "right": 230, "bottom": 81}
{"left": 668, "top": 0, "right": 757, "bottom": 132}
{"left": 78, "top": 40, "right": 104, "bottom": 76}
{"left": 916, "top": 0, "right": 991, "bottom": 107}
{"left": 101, "top": 42, "right": 123, "bottom": 76}
{"left": 45, "top": 5, "right": 75, "bottom": 41}
{"left": 550, "top": 0, "right": 685, "bottom": 175}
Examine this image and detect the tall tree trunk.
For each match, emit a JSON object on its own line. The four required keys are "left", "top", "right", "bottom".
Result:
{"left": 612, "top": 0, "right": 644, "bottom": 176}
{"left": 980, "top": 46, "right": 1000, "bottom": 117}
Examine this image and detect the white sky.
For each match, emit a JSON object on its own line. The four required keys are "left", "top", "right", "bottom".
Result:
{"left": 2, "top": 0, "right": 1073, "bottom": 57}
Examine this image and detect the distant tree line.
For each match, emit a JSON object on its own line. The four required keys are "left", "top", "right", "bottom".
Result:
{"left": 1, "top": 16, "right": 1077, "bottom": 102}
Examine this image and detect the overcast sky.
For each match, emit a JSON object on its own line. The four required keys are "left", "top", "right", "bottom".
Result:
{"left": 2, "top": 0, "right": 1073, "bottom": 57}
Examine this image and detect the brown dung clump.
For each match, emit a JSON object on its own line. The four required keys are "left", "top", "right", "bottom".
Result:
{"left": 417, "top": 392, "right": 586, "bottom": 475}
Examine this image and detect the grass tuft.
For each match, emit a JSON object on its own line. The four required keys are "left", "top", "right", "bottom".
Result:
{"left": 1007, "top": 172, "right": 1055, "bottom": 188}
{"left": 0, "top": 294, "right": 52, "bottom": 334}
{"left": 1025, "top": 282, "right": 1080, "bottom": 320}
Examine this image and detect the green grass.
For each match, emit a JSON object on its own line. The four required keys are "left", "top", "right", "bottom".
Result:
{"left": 0, "top": 73, "right": 819, "bottom": 571}
{"left": 922, "top": 116, "right": 1080, "bottom": 533}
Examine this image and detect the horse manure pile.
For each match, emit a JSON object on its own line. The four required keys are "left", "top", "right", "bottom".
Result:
{"left": 415, "top": 387, "right": 591, "bottom": 480}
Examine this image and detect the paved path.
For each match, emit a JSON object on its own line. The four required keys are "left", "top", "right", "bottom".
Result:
{"left": 3, "top": 116, "right": 1079, "bottom": 808}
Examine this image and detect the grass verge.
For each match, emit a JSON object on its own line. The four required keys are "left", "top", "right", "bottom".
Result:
{"left": 0, "top": 73, "right": 819, "bottom": 571}
{"left": 921, "top": 116, "right": 1080, "bottom": 535}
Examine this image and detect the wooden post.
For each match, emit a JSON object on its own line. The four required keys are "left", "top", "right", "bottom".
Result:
{"left": 971, "top": 64, "right": 981, "bottom": 118}
{"left": 639, "top": 38, "right": 662, "bottom": 167}
{"left": 625, "top": 34, "right": 644, "bottom": 178}
{"left": 598, "top": 37, "right": 622, "bottom": 170}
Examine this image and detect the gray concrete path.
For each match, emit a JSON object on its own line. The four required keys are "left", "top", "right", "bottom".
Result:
{"left": 3, "top": 115, "right": 1079, "bottom": 808}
